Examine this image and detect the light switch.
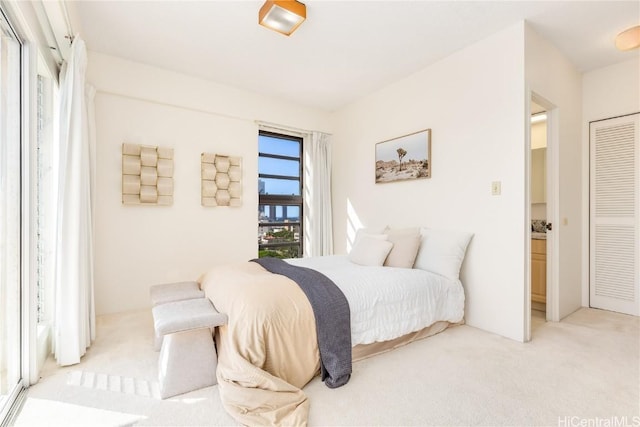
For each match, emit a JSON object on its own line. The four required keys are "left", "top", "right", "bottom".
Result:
{"left": 491, "top": 181, "right": 501, "bottom": 196}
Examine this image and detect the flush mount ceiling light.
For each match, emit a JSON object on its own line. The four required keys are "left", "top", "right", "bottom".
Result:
{"left": 615, "top": 25, "right": 640, "bottom": 51}
{"left": 259, "top": 0, "right": 306, "bottom": 36}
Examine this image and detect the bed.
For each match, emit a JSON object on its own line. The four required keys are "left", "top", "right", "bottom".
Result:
{"left": 199, "top": 227, "right": 472, "bottom": 426}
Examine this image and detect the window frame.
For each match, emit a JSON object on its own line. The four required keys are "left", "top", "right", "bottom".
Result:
{"left": 0, "top": 5, "right": 25, "bottom": 420}
{"left": 258, "top": 130, "right": 304, "bottom": 258}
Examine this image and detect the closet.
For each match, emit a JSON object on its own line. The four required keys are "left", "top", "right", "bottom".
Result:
{"left": 589, "top": 113, "right": 639, "bottom": 316}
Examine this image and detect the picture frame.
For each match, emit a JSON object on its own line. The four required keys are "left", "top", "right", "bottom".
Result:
{"left": 375, "top": 129, "right": 431, "bottom": 183}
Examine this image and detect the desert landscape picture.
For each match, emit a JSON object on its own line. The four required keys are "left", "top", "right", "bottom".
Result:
{"left": 375, "top": 129, "right": 431, "bottom": 183}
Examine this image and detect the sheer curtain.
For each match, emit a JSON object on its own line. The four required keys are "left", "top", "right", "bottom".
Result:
{"left": 52, "top": 37, "right": 96, "bottom": 366}
{"left": 304, "top": 131, "right": 333, "bottom": 257}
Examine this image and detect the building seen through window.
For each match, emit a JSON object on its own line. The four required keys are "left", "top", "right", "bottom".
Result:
{"left": 258, "top": 131, "right": 303, "bottom": 258}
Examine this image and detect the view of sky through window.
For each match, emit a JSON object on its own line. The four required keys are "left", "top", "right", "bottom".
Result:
{"left": 259, "top": 135, "right": 299, "bottom": 156}
{"left": 258, "top": 134, "right": 301, "bottom": 196}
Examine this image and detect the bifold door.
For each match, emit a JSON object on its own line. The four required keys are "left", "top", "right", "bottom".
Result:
{"left": 590, "top": 113, "right": 639, "bottom": 316}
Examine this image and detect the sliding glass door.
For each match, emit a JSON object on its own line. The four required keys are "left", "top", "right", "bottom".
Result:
{"left": 0, "top": 9, "right": 23, "bottom": 418}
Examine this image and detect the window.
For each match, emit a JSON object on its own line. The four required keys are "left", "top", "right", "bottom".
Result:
{"left": 36, "top": 75, "right": 45, "bottom": 322}
{"left": 0, "top": 8, "right": 23, "bottom": 418}
{"left": 258, "top": 131, "right": 303, "bottom": 258}
{"left": 35, "top": 73, "right": 55, "bottom": 325}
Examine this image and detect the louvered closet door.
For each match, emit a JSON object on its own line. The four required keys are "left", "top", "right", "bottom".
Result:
{"left": 590, "top": 113, "right": 639, "bottom": 316}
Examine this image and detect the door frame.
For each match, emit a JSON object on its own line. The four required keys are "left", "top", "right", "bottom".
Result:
{"left": 525, "top": 91, "right": 560, "bottom": 342}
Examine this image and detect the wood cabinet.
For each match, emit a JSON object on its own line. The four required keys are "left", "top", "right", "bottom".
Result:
{"left": 531, "top": 239, "right": 546, "bottom": 303}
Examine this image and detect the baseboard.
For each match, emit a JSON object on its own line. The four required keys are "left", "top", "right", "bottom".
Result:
{"left": 532, "top": 301, "right": 546, "bottom": 312}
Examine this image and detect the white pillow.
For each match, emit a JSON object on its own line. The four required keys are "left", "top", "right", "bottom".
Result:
{"left": 384, "top": 230, "right": 422, "bottom": 268}
{"left": 348, "top": 235, "right": 394, "bottom": 266}
{"left": 353, "top": 226, "right": 387, "bottom": 245}
{"left": 414, "top": 228, "right": 473, "bottom": 280}
{"left": 383, "top": 226, "right": 420, "bottom": 235}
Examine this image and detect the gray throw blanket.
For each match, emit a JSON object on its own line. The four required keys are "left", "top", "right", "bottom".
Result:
{"left": 251, "top": 257, "right": 352, "bottom": 388}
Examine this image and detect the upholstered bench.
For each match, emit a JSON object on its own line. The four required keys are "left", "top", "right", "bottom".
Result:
{"left": 149, "top": 281, "right": 205, "bottom": 306}
{"left": 150, "top": 281, "right": 205, "bottom": 350}
{"left": 152, "top": 298, "right": 227, "bottom": 399}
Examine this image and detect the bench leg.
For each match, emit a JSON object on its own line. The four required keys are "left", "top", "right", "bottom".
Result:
{"left": 154, "top": 331, "right": 162, "bottom": 351}
{"left": 158, "top": 328, "right": 217, "bottom": 399}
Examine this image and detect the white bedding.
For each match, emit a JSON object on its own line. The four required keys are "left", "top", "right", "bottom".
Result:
{"left": 286, "top": 255, "right": 465, "bottom": 346}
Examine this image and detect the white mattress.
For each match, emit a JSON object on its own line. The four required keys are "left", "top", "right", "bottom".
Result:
{"left": 286, "top": 255, "right": 465, "bottom": 346}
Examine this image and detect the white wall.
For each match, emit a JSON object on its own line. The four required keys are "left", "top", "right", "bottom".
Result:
{"left": 531, "top": 204, "right": 547, "bottom": 221}
{"left": 581, "top": 58, "right": 640, "bottom": 305}
{"left": 88, "top": 52, "right": 332, "bottom": 315}
{"left": 582, "top": 59, "right": 640, "bottom": 122}
{"left": 531, "top": 121, "right": 547, "bottom": 149}
{"left": 331, "top": 23, "right": 528, "bottom": 341}
{"left": 525, "top": 25, "right": 583, "bottom": 321}
{"left": 531, "top": 121, "right": 547, "bottom": 221}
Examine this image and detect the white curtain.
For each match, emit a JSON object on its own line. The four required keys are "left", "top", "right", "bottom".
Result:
{"left": 304, "top": 131, "right": 333, "bottom": 257}
{"left": 52, "top": 37, "right": 96, "bottom": 366}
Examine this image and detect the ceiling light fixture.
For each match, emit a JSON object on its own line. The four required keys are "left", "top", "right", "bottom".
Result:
{"left": 615, "top": 25, "right": 640, "bottom": 51}
{"left": 259, "top": 0, "right": 306, "bottom": 36}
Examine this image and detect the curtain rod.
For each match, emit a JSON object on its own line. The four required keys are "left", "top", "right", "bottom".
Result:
{"left": 255, "top": 120, "right": 333, "bottom": 136}
{"left": 60, "top": 1, "right": 75, "bottom": 44}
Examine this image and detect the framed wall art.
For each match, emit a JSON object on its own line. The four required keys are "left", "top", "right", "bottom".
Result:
{"left": 201, "top": 153, "right": 242, "bottom": 207}
{"left": 122, "top": 143, "right": 174, "bottom": 205}
{"left": 375, "top": 129, "right": 431, "bottom": 183}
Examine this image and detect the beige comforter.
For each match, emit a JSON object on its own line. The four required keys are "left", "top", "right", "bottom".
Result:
{"left": 200, "top": 261, "right": 321, "bottom": 426}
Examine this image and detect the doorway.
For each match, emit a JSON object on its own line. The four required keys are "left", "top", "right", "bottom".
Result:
{"left": 530, "top": 100, "right": 548, "bottom": 333}
{"left": 526, "top": 93, "right": 559, "bottom": 341}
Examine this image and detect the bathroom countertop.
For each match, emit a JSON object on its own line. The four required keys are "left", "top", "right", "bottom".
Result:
{"left": 532, "top": 232, "right": 547, "bottom": 240}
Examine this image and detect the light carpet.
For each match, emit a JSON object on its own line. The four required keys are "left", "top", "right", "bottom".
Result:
{"left": 13, "top": 308, "right": 639, "bottom": 426}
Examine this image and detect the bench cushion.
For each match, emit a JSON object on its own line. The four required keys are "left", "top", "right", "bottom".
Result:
{"left": 150, "top": 281, "right": 204, "bottom": 306}
{"left": 153, "top": 298, "right": 227, "bottom": 337}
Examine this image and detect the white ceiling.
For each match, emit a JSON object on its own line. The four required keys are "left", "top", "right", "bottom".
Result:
{"left": 68, "top": 1, "right": 640, "bottom": 111}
